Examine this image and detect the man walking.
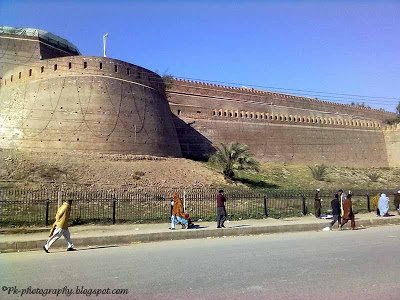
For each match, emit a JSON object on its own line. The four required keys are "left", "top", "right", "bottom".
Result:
{"left": 217, "top": 189, "right": 227, "bottom": 228}
{"left": 43, "top": 200, "right": 75, "bottom": 253}
{"left": 338, "top": 189, "right": 347, "bottom": 218}
{"left": 340, "top": 194, "right": 356, "bottom": 230}
{"left": 314, "top": 188, "right": 322, "bottom": 218}
{"left": 329, "top": 194, "right": 341, "bottom": 229}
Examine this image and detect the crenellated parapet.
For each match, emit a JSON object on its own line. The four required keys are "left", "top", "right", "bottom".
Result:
{"left": 383, "top": 123, "right": 400, "bottom": 131}
{"left": 2, "top": 56, "right": 165, "bottom": 94}
{"left": 170, "top": 78, "right": 396, "bottom": 123}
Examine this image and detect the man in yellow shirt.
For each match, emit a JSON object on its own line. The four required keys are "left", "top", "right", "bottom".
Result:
{"left": 43, "top": 200, "right": 75, "bottom": 253}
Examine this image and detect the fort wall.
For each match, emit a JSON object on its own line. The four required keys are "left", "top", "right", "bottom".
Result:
{"left": 168, "top": 79, "right": 391, "bottom": 167}
{"left": 169, "top": 79, "right": 396, "bottom": 123}
{"left": 0, "top": 56, "right": 182, "bottom": 157}
{"left": 0, "top": 31, "right": 79, "bottom": 80}
{"left": 0, "top": 26, "right": 398, "bottom": 168}
{"left": 383, "top": 124, "right": 400, "bottom": 167}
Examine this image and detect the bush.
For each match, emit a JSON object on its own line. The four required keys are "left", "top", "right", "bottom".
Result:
{"left": 308, "top": 164, "right": 328, "bottom": 181}
{"left": 367, "top": 171, "right": 380, "bottom": 182}
{"left": 209, "top": 142, "right": 259, "bottom": 180}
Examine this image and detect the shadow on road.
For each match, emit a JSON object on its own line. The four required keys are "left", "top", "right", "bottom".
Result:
{"left": 189, "top": 225, "right": 209, "bottom": 229}
{"left": 228, "top": 224, "right": 250, "bottom": 228}
{"left": 75, "top": 245, "right": 120, "bottom": 251}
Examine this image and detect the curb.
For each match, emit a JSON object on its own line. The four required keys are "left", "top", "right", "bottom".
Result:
{"left": 1, "top": 217, "right": 400, "bottom": 253}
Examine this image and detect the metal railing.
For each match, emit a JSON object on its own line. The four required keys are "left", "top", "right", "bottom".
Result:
{"left": 0, "top": 187, "right": 397, "bottom": 226}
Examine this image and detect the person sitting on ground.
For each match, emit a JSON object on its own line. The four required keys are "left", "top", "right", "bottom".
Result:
{"left": 170, "top": 193, "right": 188, "bottom": 230}
{"left": 378, "top": 193, "right": 390, "bottom": 217}
{"left": 340, "top": 194, "right": 355, "bottom": 230}
{"left": 371, "top": 193, "right": 381, "bottom": 216}
{"left": 329, "top": 193, "right": 341, "bottom": 229}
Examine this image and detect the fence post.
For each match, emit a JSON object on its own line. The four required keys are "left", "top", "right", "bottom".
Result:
{"left": 112, "top": 198, "right": 116, "bottom": 224}
{"left": 45, "top": 199, "right": 50, "bottom": 226}
{"left": 264, "top": 195, "right": 268, "bottom": 217}
{"left": 57, "top": 191, "right": 62, "bottom": 208}
{"left": 302, "top": 196, "right": 307, "bottom": 215}
{"left": 367, "top": 194, "right": 371, "bottom": 212}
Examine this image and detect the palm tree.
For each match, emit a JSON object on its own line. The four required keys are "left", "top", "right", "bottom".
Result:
{"left": 210, "top": 142, "right": 260, "bottom": 179}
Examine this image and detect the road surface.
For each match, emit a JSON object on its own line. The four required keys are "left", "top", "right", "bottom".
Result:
{"left": 1, "top": 225, "right": 399, "bottom": 300}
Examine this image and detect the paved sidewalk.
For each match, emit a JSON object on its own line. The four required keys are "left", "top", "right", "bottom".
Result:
{"left": 1, "top": 213, "right": 400, "bottom": 253}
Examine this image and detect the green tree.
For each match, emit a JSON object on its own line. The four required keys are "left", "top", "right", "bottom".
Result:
{"left": 308, "top": 164, "right": 328, "bottom": 181}
{"left": 397, "top": 101, "right": 400, "bottom": 115}
{"left": 161, "top": 75, "right": 174, "bottom": 90}
{"left": 210, "top": 142, "right": 260, "bottom": 179}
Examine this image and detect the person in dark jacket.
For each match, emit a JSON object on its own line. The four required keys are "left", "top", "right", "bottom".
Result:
{"left": 394, "top": 190, "right": 400, "bottom": 215}
{"left": 329, "top": 194, "right": 341, "bottom": 229}
{"left": 217, "top": 189, "right": 227, "bottom": 228}
{"left": 314, "top": 189, "right": 322, "bottom": 218}
{"left": 340, "top": 194, "right": 356, "bottom": 230}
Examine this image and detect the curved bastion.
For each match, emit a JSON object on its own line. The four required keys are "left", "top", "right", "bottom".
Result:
{"left": 0, "top": 55, "right": 182, "bottom": 157}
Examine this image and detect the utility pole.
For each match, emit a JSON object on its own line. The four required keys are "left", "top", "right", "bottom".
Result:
{"left": 103, "top": 33, "right": 109, "bottom": 57}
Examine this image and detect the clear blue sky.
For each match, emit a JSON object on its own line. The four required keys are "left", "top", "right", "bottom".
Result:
{"left": 1, "top": 0, "right": 399, "bottom": 112}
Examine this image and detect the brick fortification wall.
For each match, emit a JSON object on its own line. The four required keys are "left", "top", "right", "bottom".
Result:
{"left": 0, "top": 30, "right": 79, "bottom": 80}
{"left": 168, "top": 79, "right": 395, "bottom": 167}
{"left": 1, "top": 26, "right": 398, "bottom": 167}
{"left": 0, "top": 56, "right": 182, "bottom": 157}
{"left": 384, "top": 124, "right": 400, "bottom": 167}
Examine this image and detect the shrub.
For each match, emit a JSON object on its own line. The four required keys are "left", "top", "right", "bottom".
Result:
{"left": 209, "top": 142, "right": 260, "bottom": 180}
{"left": 308, "top": 164, "right": 328, "bottom": 181}
{"left": 367, "top": 171, "right": 380, "bottom": 182}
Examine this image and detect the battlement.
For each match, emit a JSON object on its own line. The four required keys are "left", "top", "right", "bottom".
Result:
{"left": 172, "top": 78, "right": 396, "bottom": 121}
{"left": 1, "top": 56, "right": 165, "bottom": 94}
{"left": 384, "top": 123, "right": 400, "bottom": 131}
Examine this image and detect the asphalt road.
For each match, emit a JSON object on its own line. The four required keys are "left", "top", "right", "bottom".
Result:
{"left": 1, "top": 226, "right": 399, "bottom": 300}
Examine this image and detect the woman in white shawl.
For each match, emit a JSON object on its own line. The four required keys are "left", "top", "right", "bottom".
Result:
{"left": 378, "top": 193, "right": 390, "bottom": 217}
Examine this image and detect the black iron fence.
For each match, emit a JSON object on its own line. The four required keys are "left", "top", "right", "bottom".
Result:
{"left": 0, "top": 187, "right": 398, "bottom": 226}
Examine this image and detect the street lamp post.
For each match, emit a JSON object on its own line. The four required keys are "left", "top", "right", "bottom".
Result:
{"left": 103, "top": 33, "right": 109, "bottom": 57}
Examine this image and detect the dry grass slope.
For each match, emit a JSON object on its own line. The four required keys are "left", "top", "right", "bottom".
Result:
{"left": 0, "top": 149, "right": 399, "bottom": 191}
